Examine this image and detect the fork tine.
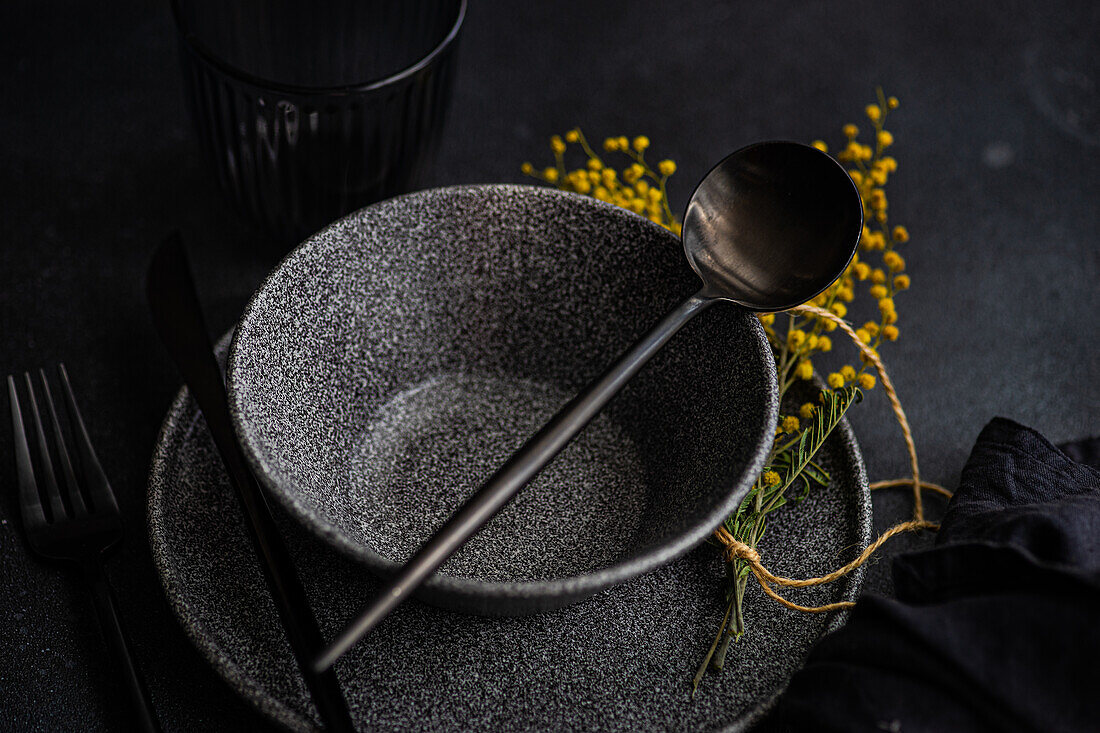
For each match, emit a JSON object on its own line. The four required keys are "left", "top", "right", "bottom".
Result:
{"left": 23, "top": 372, "right": 67, "bottom": 522}
{"left": 8, "top": 376, "right": 48, "bottom": 530}
{"left": 39, "top": 369, "right": 88, "bottom": 516}
{"left": 56, "top": 364, "right": 118, "bottom": 515}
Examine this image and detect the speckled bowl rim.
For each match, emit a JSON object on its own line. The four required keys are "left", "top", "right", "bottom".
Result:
{"left": 146, "top": 354, "right": 871, "bottom": 733}
{"left": 225, "top": 183, "right": 780, "bottom": 608}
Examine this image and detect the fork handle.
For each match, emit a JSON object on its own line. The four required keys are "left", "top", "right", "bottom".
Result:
{"left": 83, "top": 555, "right": 161, "bottom": 732}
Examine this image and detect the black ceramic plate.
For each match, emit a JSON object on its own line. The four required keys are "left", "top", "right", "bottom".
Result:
{"left": 148, "top": 342, "right": 871, "bottom": 732}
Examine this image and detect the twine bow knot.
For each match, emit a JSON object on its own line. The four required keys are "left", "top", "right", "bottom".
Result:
{"left": 713, "top": 304, "right": 949, "bottom": 614}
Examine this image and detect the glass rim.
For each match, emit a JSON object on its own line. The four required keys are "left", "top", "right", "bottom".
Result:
{"left": 169, "top": 0, "right": 467, "bottom": 96}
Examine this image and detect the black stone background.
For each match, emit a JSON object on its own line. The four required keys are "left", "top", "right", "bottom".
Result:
{"left": 1, "top": 0, "right": 1097, "bottom": 730}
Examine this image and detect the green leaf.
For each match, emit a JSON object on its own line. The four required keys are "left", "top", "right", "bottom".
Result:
{"left": 778, "top": 385, "right": 861, "bottom": 493}
{"left": 801, "top": 460, "right": 831, "bottom": 487}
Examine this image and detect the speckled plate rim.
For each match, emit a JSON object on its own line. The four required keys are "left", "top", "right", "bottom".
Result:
{"left": 224, "top": 184, "right": 780, "bottom": 607}
{"left": 146, "top": 353, "right": 871, "bottom": 733}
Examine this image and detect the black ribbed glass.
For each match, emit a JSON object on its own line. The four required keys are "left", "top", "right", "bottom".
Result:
{"left": 171, "top": 0, "right": 465, "bottom": 244}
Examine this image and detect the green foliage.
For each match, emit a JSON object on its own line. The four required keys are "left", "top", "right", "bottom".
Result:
{"left": 693, "top": 384, "right": 861, "bottom": 694}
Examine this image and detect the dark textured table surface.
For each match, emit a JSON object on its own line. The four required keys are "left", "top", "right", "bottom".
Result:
{"left": 2, "top": 1, "right": 1097, "bottom": 730}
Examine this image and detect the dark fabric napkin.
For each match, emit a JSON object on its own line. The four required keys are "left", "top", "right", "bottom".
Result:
{"left": 754, "top": 417, "right": 1100, "bottom": 733}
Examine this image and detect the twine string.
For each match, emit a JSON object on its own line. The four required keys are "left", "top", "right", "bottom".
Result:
{"left": 713, "top": 305, "right": 950, "bottom": 614}
{"left": 870, "top": 478, "right": 954, "bottom": 499}
{"left": 790, "top": 304, "right": 926, "bottom": 520}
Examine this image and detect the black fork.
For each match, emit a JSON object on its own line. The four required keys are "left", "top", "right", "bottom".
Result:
{"left": 7, "top": 364, "right": 160, "bottom": 732}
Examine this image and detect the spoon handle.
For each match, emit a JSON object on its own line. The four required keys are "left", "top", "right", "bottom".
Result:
{"left": 315, "top": 288, "right": 717, "bottom": 672}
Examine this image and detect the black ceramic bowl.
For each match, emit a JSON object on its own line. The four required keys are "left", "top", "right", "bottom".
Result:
{"left": 227, "top": 184, "right": 778, "bottom": 615}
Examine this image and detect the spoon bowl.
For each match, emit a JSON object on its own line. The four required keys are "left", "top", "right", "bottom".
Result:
{"left": 684, "top": 141, "right": 864, "bottom": 310}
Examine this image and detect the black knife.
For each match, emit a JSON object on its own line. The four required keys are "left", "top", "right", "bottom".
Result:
{"left": 146, "top": 233, "right": 354, "bottom": 731}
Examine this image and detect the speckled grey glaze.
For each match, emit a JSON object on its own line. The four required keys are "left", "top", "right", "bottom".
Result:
{"left": 147, "top": 339, "right": 871, "bottom": 732}
{"left": 226, "top": 184, "right": 780, "bottom": 614}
